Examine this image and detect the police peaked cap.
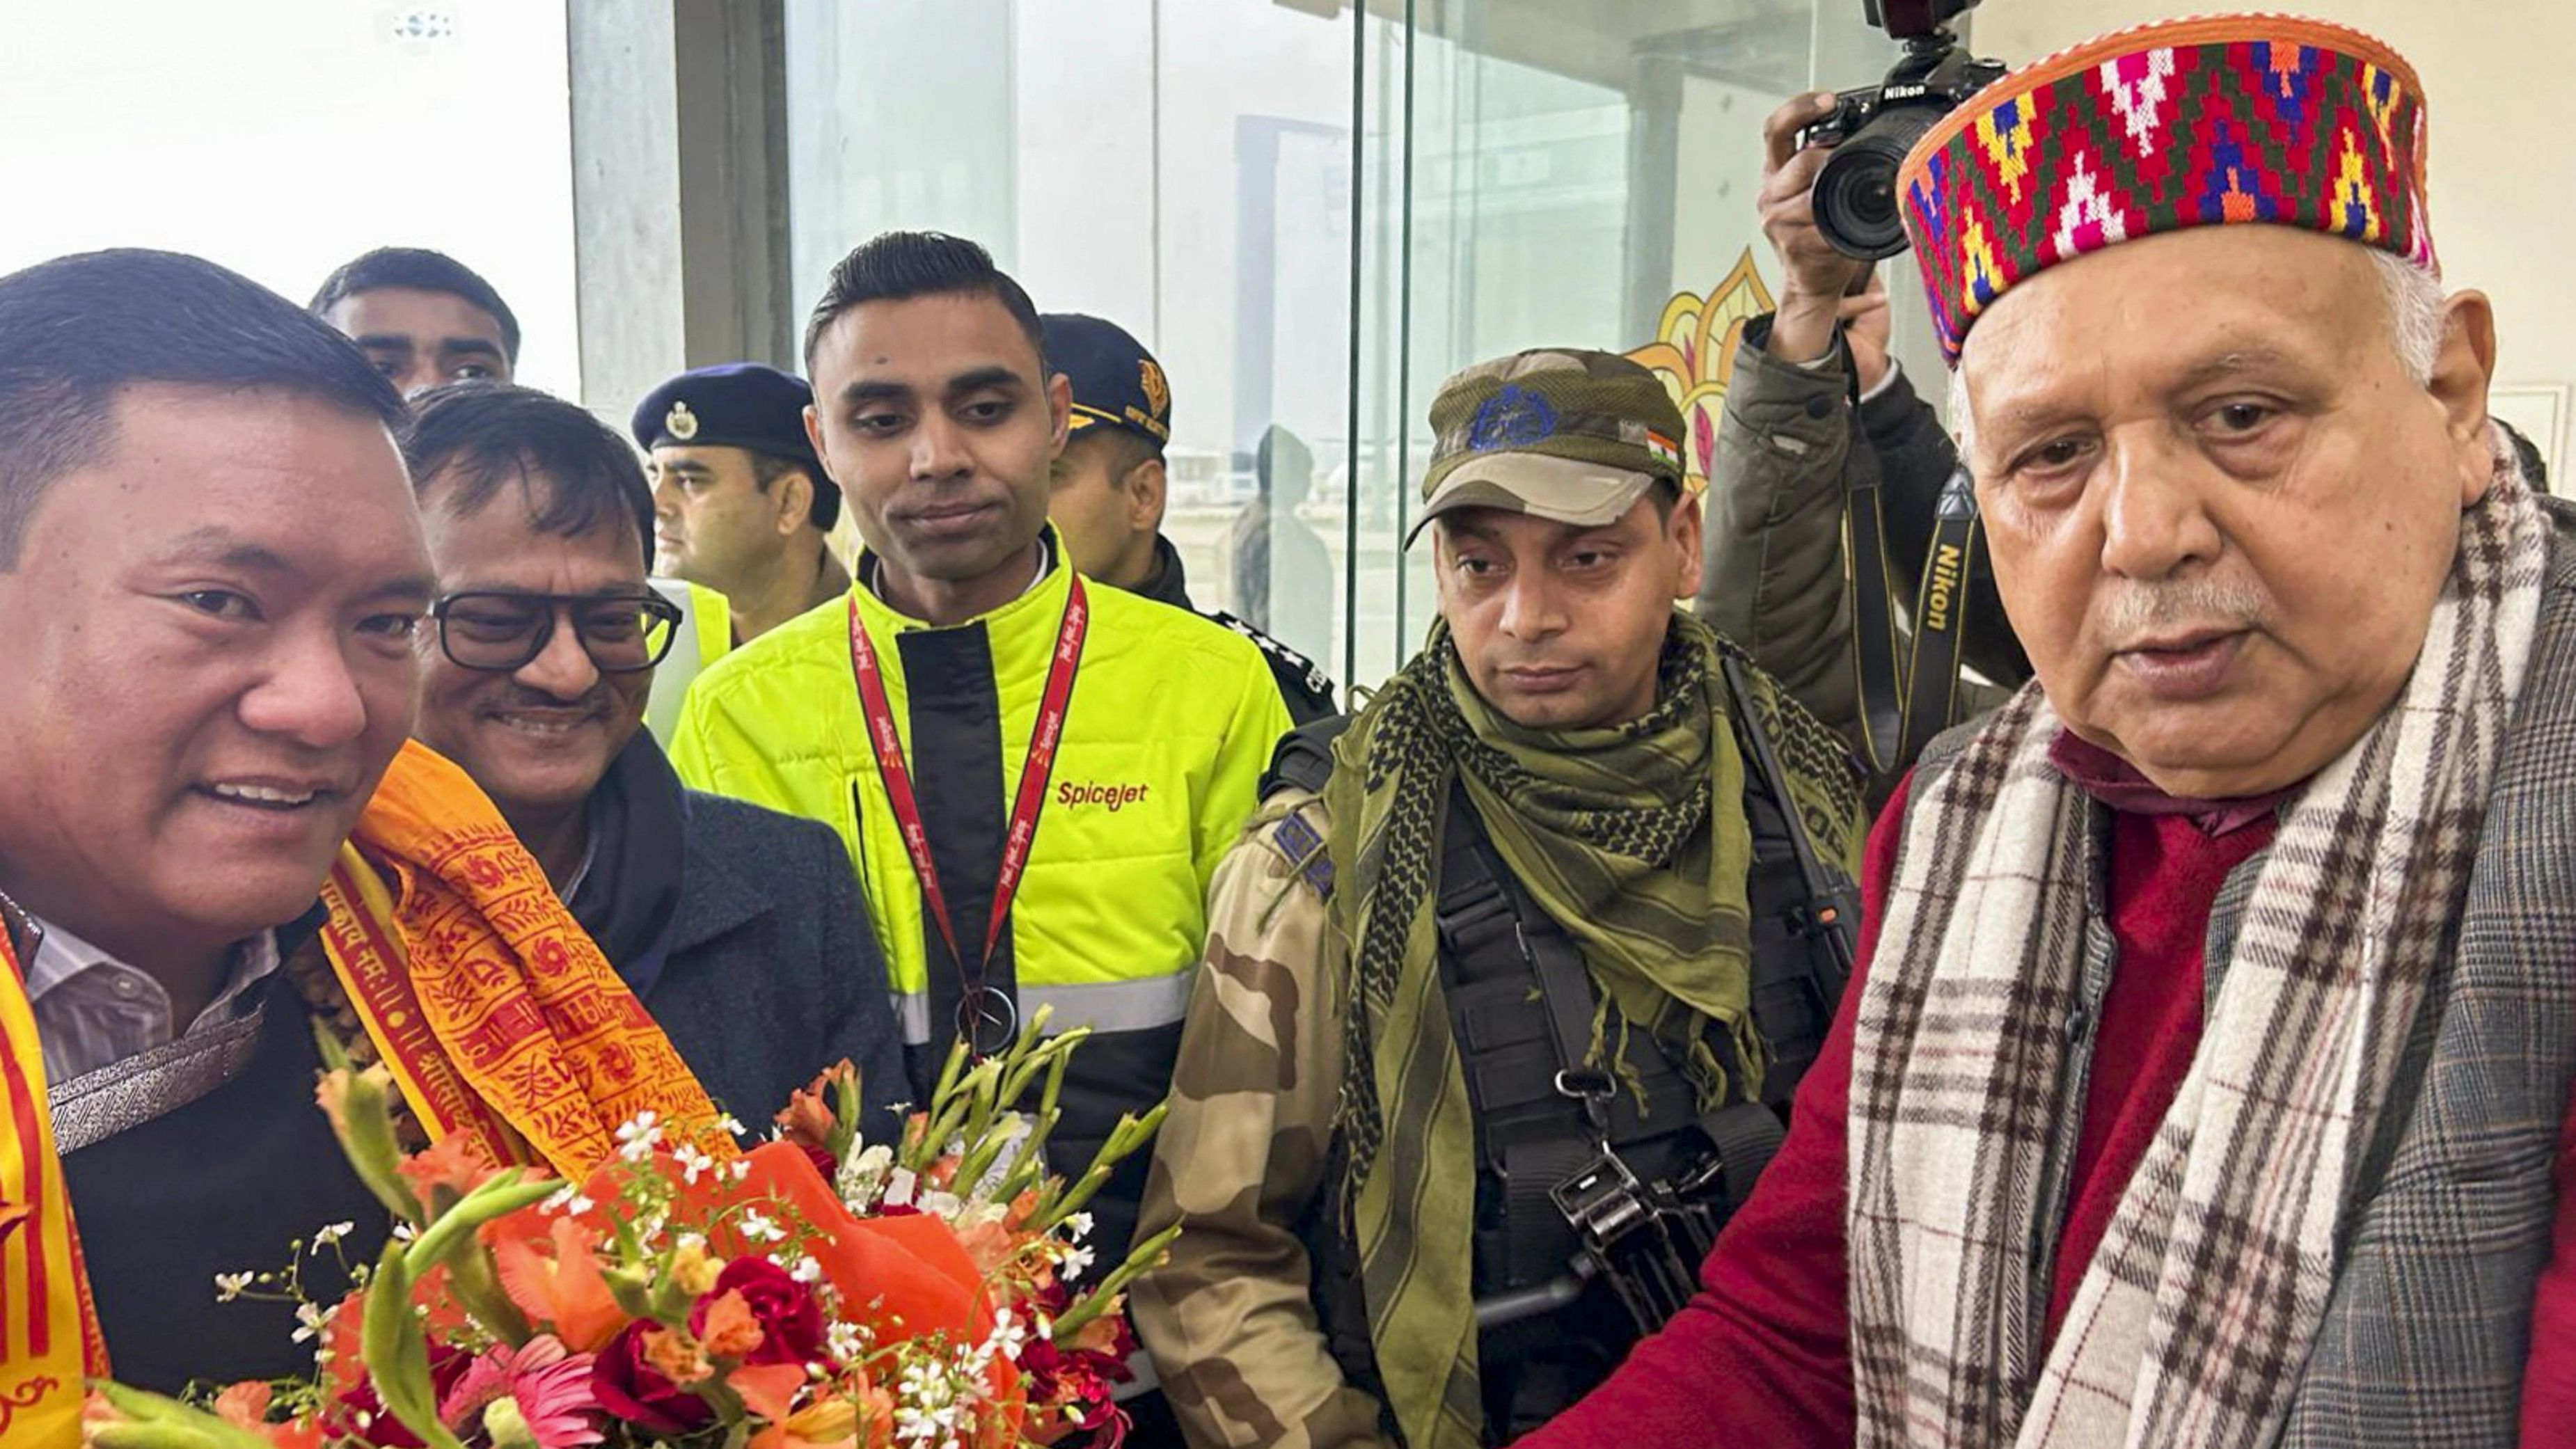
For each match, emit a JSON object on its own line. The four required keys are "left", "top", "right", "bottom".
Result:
{"left": 1040, "top": 313, "right": 1173, "bottom": 451}
{"left": 631, "top": 363, "right": 838, "bottom": 530}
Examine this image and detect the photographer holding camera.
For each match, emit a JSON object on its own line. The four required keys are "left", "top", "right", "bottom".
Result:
{"left": 1693, "top": 85, "right": 2025, "bottom": 798}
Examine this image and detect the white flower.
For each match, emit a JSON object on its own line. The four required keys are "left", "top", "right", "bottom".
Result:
{"left": 1064, "top": 1211, "right": 1095, "bottom": 1243}
{"left": 674, "top": 1142, "right": 716, "bottom": 1185}
{"left": 729, "top": 1157, "right": 752, "bottom": 1182}
{"left": 789, "top": 1255, "right": 823, "bottom": 1285}
{"left": 311, "top": 1220, "right": 356, "bottom": 1250}
{"left": 615, "top": 1111, "right": 665, "bottom": 1164}
{"left": 541, "top": 1185, "right": 595, "bottom": 1216}
{"left": 391, "top": 1222, "right": 417, "bottom": 1242}
{"left": 982, "top": 1307, "right": 1029, "bottom": 1363}
{"left": 717, "top": 1114, "right": 747, "bottom": 1137}
{"left": 826, "top": 1321, "right": 867, "bottom": 1361}
{"left": 1061, "top": 1244, "right": 1096, "bottom": 1282}
{"left": 292, "top": 1301, "right": 329, "bottom": 1344}
{"left": 885, "top": 1167, "right": 918, "bottom": 1209}
{"left": 740, "top": 1209, "right": 787, "bottom": 1244}
{"left": 213, "top": 1271, "right": 254, "bottom": 1302}
{"left": 837, "top": 1143, "right": 896, "bottom": 1206}
{"left": 892, "top": 1355, "right": 974, "bottom": 1443}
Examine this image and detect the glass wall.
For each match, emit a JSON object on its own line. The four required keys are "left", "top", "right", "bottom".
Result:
{"left": 783, "top": 0, "right": 1920, "bottom": 692}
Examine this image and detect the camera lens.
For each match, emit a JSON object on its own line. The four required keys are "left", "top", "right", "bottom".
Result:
{"left": 1812, "top": 102, "right": 1946, "bottom": 260}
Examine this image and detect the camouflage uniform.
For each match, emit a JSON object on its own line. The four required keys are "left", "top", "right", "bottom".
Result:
{"left": 1130, "top": 786, "right": 1393, "bottom": 1449}
{"left": 1134, "top": 347, "right": 1863, "bottom": 1449}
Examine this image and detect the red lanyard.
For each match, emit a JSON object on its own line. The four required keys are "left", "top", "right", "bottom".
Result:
{"left": 847, "top": 576, "right": 1089, "bottom": 982}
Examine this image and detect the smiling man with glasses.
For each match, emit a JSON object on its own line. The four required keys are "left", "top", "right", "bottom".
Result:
{"left": 400, "top": 381, "right": 906, "bottom": 1133}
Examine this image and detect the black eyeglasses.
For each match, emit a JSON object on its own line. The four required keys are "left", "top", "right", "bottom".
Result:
{"left": 430, "top": 590, "right": 683, "bottom": 674}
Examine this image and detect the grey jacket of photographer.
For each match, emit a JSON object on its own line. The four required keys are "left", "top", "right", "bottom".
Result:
{"left": 1692, "top": 316, "right": 2018, "bottom": 791}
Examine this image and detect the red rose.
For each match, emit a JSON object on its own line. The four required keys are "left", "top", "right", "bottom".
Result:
{"left": 590, "top": 1320, "right": 716, "bottom": 1435}
{"left": 1022, "top": 1336, "right": 1130, "bottom": 1446}
{"left": 689, "top": 1256, "right": 827, "bottom": 1368}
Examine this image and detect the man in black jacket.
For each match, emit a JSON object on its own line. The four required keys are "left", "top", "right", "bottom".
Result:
{"left": 400, "top": 381, "right": 908, "bottom": 1129}
{"left": 1696, "top": 92, "right": 2028, "bottom": 789}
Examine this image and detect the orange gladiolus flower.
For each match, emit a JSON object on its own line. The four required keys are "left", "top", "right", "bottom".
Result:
{"left": 775, "top": 1060, "right": 857, "bottom": 1150}
{"left": 396, "top": 1133, "right": 500, "bottom": 1205}
{"left": 491, "top": 1214, "right": 627, "bottom": 1352}
{"left": 729, "top": 1361, "right": 807, "bottom": 1425}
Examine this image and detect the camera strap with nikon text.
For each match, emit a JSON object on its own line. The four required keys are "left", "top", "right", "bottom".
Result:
{"left": 1842, "top": 365, "right": 1982, "bottom": 776}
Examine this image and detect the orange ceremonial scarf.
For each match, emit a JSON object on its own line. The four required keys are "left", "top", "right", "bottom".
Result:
{"left": 319, "top": 740, "right": 727, "bottom": 1178}
{"left": 0, "top": 928, "right": 102, "bottom": 1448}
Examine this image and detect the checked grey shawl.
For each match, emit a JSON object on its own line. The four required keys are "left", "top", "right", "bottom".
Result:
{"left": 1844, "top": 459, "right": 2552, "bottom": 1449}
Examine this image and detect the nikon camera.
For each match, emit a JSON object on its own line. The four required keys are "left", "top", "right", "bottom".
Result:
{"left": 1801, "top": 0, "right": 2007, "bottom": 260}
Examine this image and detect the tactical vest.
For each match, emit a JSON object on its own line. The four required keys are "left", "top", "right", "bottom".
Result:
{"left": 1271, "top": 681, "right": 1853, "bottom": 1444}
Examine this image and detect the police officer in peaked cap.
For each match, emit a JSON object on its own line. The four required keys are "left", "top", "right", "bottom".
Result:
{"left": 1039, "top": 312, "right": 1338, "bottom": 723}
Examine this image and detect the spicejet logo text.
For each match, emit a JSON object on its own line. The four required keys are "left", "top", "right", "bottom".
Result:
{"left": 1057, "top": 781, "right": 1151, "bottom": 812}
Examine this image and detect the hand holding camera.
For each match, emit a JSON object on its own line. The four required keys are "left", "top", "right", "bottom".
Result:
{"left": 1799, "top": 0, "right": 2003, "bottom": 260}
{"left": 1761, "top": 92, "right": 1886, "bottom": 379}
{"left": 1767, "top": 0, "right": 2002, "bottom": 381}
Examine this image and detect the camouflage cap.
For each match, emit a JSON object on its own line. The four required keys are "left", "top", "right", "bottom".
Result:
{"left": 1409, "top": 347, "right": 1688, "bottom": 547}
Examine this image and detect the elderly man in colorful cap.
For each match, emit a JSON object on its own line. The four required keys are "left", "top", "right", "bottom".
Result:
{"left": 1131, "top": 347, "right": 1865, "bottom": 1448}
{"left": 635, "top": 362, "right": 852, "bottom": 647}
{"left": 1041, "top": 312, "right": 1338, "bottom": 722}
{"left": 1524, "top": 15, "right": 2576, "bottom": 1449}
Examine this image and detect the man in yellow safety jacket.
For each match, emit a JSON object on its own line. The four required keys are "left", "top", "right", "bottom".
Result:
{"left": 672, "top": 231, "right": 1293, "bottom": 1268}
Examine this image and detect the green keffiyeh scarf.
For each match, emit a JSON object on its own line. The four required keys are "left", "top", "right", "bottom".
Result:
{"left": 1322, "top": 610, "right": 1863, "bottom": 1449}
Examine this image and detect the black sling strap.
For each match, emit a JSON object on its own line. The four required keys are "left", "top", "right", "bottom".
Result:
{"left": 1843, "top": 385, "right": 1911, "bottom": 772}
{"left": 1841, "top": 356, "right": 1984, "bottom": 775}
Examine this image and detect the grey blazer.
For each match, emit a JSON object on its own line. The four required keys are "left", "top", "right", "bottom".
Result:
{"left": 627, "top": 789, "right": 910, "bottom": 1138}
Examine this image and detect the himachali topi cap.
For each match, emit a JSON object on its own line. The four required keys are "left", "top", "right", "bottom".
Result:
{"left": 1410, "top": 348, "right": 1689, "bottom": 548}
{"left": 1897, "top": 13, "right": 2438, "bottom": 365}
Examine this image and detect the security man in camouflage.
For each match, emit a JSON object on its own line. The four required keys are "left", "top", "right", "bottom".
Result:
{"left": 1132, "top": 349, "right": 1866, "bottom": 1449}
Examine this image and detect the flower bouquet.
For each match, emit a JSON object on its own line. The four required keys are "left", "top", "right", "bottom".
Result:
{"left": 84, "top": 1011, "right": 1171, "bottom": 1449}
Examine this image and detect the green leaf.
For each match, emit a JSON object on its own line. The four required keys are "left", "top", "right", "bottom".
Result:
{"left": 402, "top": 1170, "right": 560, "bottom": 1281}
{"left": 360, "top": 1240, "right": 464, "bottom": 1449}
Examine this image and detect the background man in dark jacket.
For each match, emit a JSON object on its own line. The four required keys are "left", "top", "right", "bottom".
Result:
{"left": 400, "top": 381, "right": 907, "bottom": 1130}
{"left": 1695, "top": 93, "right": 2023, "bottom": 793}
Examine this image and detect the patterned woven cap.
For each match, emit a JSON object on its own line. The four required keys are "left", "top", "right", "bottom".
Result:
{"left": 1413, "top": 348, "right": 1688, "bottom": 544}
{"left": 1898, "top": 13, "right": 2436, "bottom": 365}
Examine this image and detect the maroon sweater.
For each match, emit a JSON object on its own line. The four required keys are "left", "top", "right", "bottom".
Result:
{"left": 1517, "top": 772, "right": 2576, "bottom": 1448}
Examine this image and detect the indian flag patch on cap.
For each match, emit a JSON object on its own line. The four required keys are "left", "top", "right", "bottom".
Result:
{"left": 1644, "top": 429, "right": 1682, "bottom": 473}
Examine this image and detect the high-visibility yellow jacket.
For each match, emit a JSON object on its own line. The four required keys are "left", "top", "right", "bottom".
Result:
{"left": 644, "top": 578, "right": 734, "bottom": 746}
{"left": 670, "top": 537, "right": 1295, "bottom": 1248}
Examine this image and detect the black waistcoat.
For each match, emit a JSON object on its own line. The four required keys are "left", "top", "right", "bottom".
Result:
{"left": 62, "top": 974, "right": 391, "bottom": 1392}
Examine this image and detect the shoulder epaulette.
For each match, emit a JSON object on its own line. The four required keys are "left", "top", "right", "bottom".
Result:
{"left": 1206, "top": 608, "right": 1338, "bottom": 713}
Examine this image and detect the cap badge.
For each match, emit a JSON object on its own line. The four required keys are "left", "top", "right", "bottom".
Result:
{"left": 665, "top": 400, "right": 700, "bottom": 441}
{"left": 1139, "top": 358, "right": 1171, "bottom": 418}
{"left": 1467, "top": 386, "right": 1557, "bottom": 452}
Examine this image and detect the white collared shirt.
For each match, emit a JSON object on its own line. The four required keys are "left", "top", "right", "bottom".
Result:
{"left": 23, "top": 919, "right": 283, "bottom": 1084}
